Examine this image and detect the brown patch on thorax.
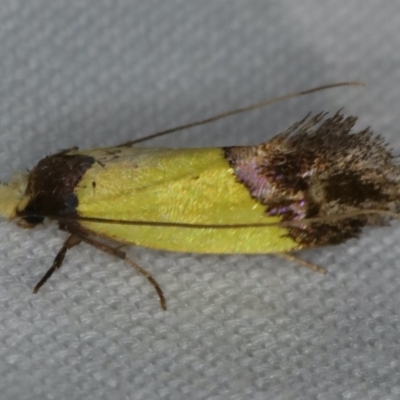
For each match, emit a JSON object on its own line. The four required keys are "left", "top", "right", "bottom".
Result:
{"left": 17, "top": 151, "right": 95, "bottom": 225}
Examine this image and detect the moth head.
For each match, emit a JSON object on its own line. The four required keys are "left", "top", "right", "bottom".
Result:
{"left": 0, "top": 173, "right": 33, "bottom": 225}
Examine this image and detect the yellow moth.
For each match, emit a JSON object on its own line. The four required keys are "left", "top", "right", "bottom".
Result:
{"left": 1, "top": 82, "right": 396, "bottom": 309}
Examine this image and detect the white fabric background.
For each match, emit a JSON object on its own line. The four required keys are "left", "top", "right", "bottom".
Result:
{"left": 0, "top": 1, "right": 399, "bottom": 399}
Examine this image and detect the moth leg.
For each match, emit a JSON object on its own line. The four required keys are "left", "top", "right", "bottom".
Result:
{"left": 33, "top": 234, "right": 82, "bottom": 293}
{"left": 70, "top": 233, "right": 166, "bottom": 310}
{"left": 275, "top": 252, "right": 327, "bottom": 274}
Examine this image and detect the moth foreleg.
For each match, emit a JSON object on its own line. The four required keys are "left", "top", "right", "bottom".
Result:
{"left": 33, "top": 234, "right": 82, "bottom": 293}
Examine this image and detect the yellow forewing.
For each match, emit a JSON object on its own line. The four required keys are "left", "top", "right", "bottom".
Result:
{"left": 71, "top": 146, "right": 299, "bottom": 253}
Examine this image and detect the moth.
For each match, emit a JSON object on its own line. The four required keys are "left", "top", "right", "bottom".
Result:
{"left": 2, "top": 82, "right": 396, "bottom": 309}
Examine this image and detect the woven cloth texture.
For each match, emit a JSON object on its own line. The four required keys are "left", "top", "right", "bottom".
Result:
{"left": 0, "top": 1, "right": 399, "bottom": 399}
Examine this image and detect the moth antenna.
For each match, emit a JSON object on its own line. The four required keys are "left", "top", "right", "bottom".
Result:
{"left": 120, "top": 81, "right": 364, "bottom": 146}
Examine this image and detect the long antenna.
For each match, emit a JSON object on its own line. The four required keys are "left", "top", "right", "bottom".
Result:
{"left": 120, "top": 81, "right": 364, "bottom": 146}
